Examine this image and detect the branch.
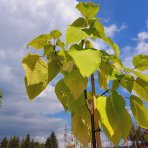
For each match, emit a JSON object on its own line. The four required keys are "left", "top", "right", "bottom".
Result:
{"left": 84, "top": 89, "right": 92, "bottom": 114}
{"left": 100, "top": 89, "right": 110, "bottom": 96}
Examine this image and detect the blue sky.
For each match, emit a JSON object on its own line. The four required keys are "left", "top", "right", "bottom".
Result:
{"left": 0, "top": 0, "right": 148, "bottom": 147}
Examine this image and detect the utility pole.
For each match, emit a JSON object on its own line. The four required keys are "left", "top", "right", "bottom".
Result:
{"left": 64, "top": 124, "right": 68, "bottom": 148}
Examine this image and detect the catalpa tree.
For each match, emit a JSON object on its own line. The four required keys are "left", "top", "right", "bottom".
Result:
{"left": 22, "top": 2, "right": 148, "bottom": 148}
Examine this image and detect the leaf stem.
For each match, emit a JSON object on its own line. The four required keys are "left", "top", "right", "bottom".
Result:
{"left": 101, "top": 89, "right": 110, "bottom": 96}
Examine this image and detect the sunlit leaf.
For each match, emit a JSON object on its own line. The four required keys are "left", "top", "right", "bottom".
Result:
{"left": 71, "top": 17, "right": 86, "bottom": 28}
{"left": 64, "top": 69, "right": 88, "bottom": 99}
{"left": 130, "top": 95, "right": 148, "bottom": 128}
{"left": 27, "top": 34, "right": 50, "bottom": 50}
{"left": 22, "top": 53, "right": 48, "bottom": 86}
{"left": 124, "top": 67, "right": 148, "bottom": 83}
{"left": 50, "top": 30, "right": 62, "bottom": 39}
{"left": 85, "top": 40, "right": 94, "bottom": 48}
{"left": 55, "top": 79, "right": 75, "bottom": 111}
{"left": 96, "top": 93, "right": 132, "bottom": 145}
{"left": 48, "top": 60, "right": 60, "bottom": 82}
{"left": 22, "top": 53, "right": 48, "bottom": 100}
{"left": 72, "top": 113, "right": 91, "bottom": 145}
{"left": 98, "top": 61, "right": 111, "bottom": 90}
{"left": 24, "top": 77, "right": 48, "bottom": 100}
{"left": 43, "top": 44, "right": 55, "bottom": 56}
{"left": 133, "top": 54, "right": 148, "bottom": 71}
{"left": 133, "top": 78, "right": 148, "bottom": 102}
{"left": 56, "top": 39, "right": 65, "bottom": 49}
{"left": 92, "top": 21, "right": 120, "bottom": 57}
{"left": 121, "top": 75, "right": 134, "bottom": 93}
{"left": 111, "top": 80, "right": 120, "bottom": 90}
{"left": 76, "top": 2, "right": 99, "bottom": 18}
{"left": 57, "top": 50, "right": 74, "bottom": 73}
{"left": 66, "top": 26, "right": 88, "bottom": 45}
{"left": 69, "top": 48, "right": 101, "bottom": 77}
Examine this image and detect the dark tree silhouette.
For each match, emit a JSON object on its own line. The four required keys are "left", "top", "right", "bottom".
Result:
{"left": 1, "top": 137, "right": 8, "bottom": 148}
{"left": 45, "top": 131, "right": 58, "bottom": 148}
{"left": 9, "top": 136, "right": 19, "bottom": 148}
{"left": 22, "top": 134, "right": 31, "bottom": 148}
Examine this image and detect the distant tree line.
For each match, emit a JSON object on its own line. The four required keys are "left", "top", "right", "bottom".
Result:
{"left": 0, "top": 131, "right": 58, "bottom": 148}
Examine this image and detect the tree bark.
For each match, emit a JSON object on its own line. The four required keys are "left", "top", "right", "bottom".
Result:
{"left": 91, "top": 74, "right": 102, "bottom": 148}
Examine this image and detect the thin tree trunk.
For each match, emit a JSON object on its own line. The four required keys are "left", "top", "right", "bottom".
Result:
{"left": 91, "top": 74, "right": 102, "bottom": 148}
{"left": 134, "top": 140, "right": 137, "bottom": 148}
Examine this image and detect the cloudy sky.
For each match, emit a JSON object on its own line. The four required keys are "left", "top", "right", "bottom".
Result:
{"left": 0, "top": 0, "right": 148, "bottom": 147}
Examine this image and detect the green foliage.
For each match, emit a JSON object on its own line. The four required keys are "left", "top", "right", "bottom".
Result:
{"left": 69, "top": 48, "right": 101, "bottom": 77}
{"left": 120, "top": 74, "right": 134, "bottom": 93}
{"left": 96, "top": 92, "right": 132, "bottom": 144}
{"left": 27, "top": 34, "right": 50, "bottom": 50}
{"left": 133, "top": 78, "right": 148, "bottom": 102}
{"left": 22, "top": 1, "right": 148, "bottom": 146}
{"left": 66, "top": 26, "right": 88, "bottom": 45}
{"left": 1, "top": 137, "right": 8, "bottom": 148}
{"left": 76, "top": 2, "right": 99, "bottom": 18}
{"left": 133, "top": 54, "right": 148, "bottom": 71}
{"left": 22, "top": 53, "right": 48, "bottom": 100}
{"left": 130, "top": 95, "right": 148, "bottom": 128}
{"left": 64, "top": 69, "right": 88, "bottom": 99}
{"left": 9, "top": 136, "right": 19, "bottom": 148}
{"left": 45, "top": 131, "right": 58, "bottom": 148}
{"left": 23, "top": 134, "right": 31, "bottom": 148}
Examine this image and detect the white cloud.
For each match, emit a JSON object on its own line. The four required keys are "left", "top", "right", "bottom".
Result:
{"left": 119, "top": 23, "right": 128, "bottom": 31}
{"left": 104, "top": 23, "right": 127, "bottom": 38}
{"left": 123, "top": 29, "right": 148, "bottom": 68}
{"left": 137, "top": 32, "right": 148, "bottom": 41}
{"left": 104, "top": 24, "right": 118, "bottom": 37}
{"left": 0, "top": 0, "right": 79, "bottom": 145}
{"left": 133, "top": 31, "right": 148, "bottom": 54}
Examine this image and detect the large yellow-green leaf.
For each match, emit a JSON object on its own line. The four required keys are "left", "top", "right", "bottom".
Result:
{"left": 71, "top": 17, "right": 86, "bottom": 28}
{"left": 111, "top": 92, "right": 125, "bottom": 116}
{"left": 50, "top": 30, "right": 62, "bottom": 39}
{"left": 133, "top": 54, "right": 148, "bottom": 71}
{"left": 64, "top": 69, "right": 88, "bottom": 99}
{"left": 27, "top": 34, "right": 50, "bottom": 50}
{"left": 98, "top": 61, "right": 112, "bottom": 90}
{"left": 121, "top": 75, "right": 134, "bottom": 93}
{"left": 55, "top": 78, "right": 89, "bottom": 113}
{"left": 110, "top": 109, "right": 132, "bottom": 144}
{"left": 96, "top": 94, "right": 132, "bottom": 145}
{"left": 55, "top": 79, "right": 75, "bottom": 111}
{"left": 43, "top": 44, "right": 55, "bottom": 56}
{"left": 124, "top": 67, "right": 148, "bottom": 83}
{"left": 69, "top": 49, "right": 101, "bottom": 77}
{"left": 24, "top": 77, "right": 48, "bottom": 100}
{"left": 72, "top": 113, "right": 91, "bottom": 145}
{"left": 66, "top": 26, "right": 88, "bottom": 45}
{"left": 22, "top": 53, "right": 48, "bottom": 86}
{"left": 48, "top": 60, "right": 60, "bottom": 82}
{"left": 22, "top": 53, "right": 48, "bottom": 100}
{"left": 111, "top": 80, "right": 120, "bottom": 90}
{"left": 133, "top": 78, "right": 148, "bottom": 102}
{"left": 57, "top": 50, "right": 74, "bottom": 73}
{"left": 130, "top": 95, "right": 148, "bottom": 128}
{"left": 76, "top": 2, "right": 99, "bottom": 18}
{"left": 93, "top": 21, "right": 120, "bottom": 57}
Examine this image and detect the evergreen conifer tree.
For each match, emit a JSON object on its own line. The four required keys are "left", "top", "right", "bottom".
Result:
{"left": 23, "top": 134, "right": 31, "bottom": 148}
{"left": 1, "top": 137, "right": 8, "bottom": 148}
{"left": 45, "top": 131, "right": 58, "bottom": 148}
{"left": 9, "top": 136, "right": 19, "bottom": 148}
